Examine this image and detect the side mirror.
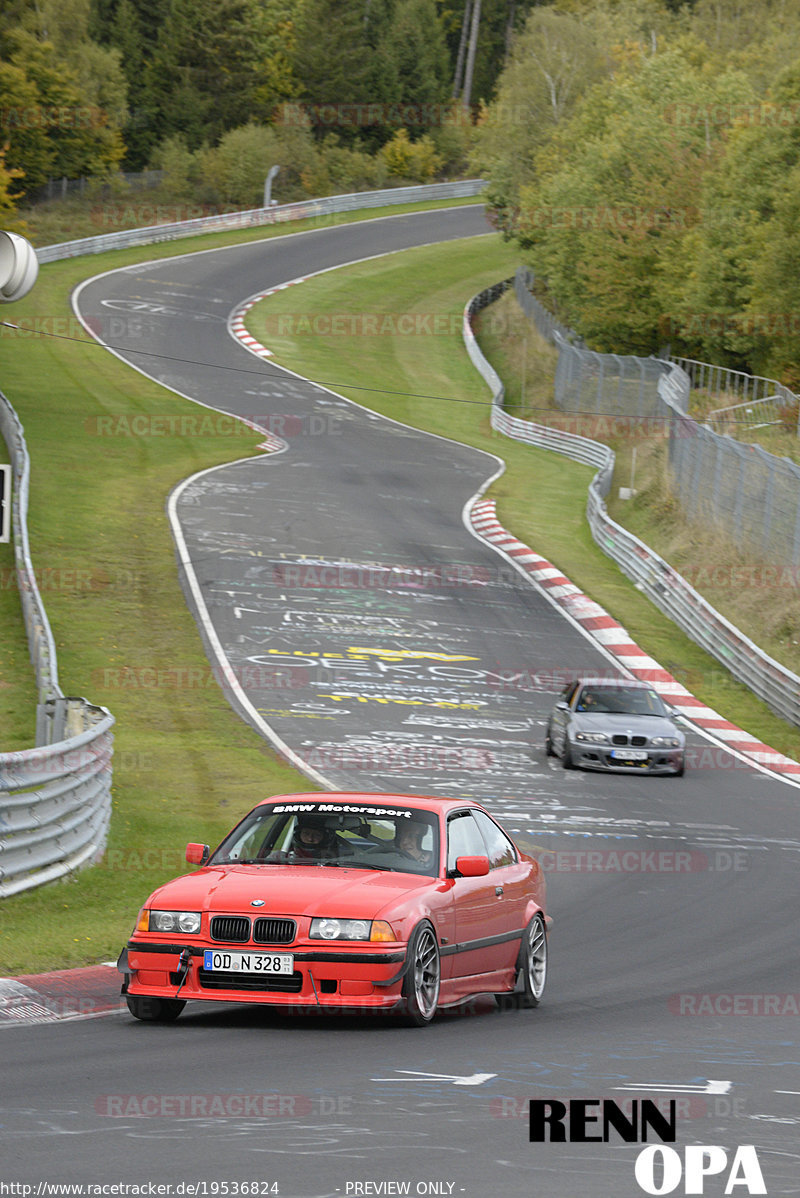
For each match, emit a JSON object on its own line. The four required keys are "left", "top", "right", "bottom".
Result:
{"left": 454, "top": 855, "right": 490, "bottom": 877}
{"left": 186, "top": 842, "right": 209, "bottom": 865}
{"left": 555, "top": 700, "right": 570, "bottom": 711}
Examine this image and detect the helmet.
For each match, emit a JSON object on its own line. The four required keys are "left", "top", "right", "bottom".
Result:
{"left": 395, "top": 818, "right": 430, "bottom": 861}
{"left": 291, "top": 813, "right": 337, "bottom": 859}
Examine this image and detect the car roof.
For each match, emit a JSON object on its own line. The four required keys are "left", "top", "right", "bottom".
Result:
{"left": 254, "top": 792, "right": 479, "bottom": 815}
{"left": 574, "top": 677, "right": 655, "bottom": 689}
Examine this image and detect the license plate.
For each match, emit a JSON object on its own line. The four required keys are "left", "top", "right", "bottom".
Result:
{"left": 610, "top": 749, "right": 648, "bottom": 761}
{"left": 203, "top": 950, "right": 294, "bottom": 975}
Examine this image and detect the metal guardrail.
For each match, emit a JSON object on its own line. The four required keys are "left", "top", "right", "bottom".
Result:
{"left": 463, "top": 279, "right": 800, "bottom": 730}
{"left": 707, "top": 395, "right": 784, "bottom": 434}
{"left": 36, "top": 179, "right": 487, "bottom": 262}
{"left": 0, "top": 699, "right": 114, "bottom": 898}
{"left": 673, "top": 356, "right": 799, "bottom": 435}
{"left": 0, "top": 395, "right": 60, "bottom": 706}
{"left": 0, "top": 392, "right": 115, "bottom": 896}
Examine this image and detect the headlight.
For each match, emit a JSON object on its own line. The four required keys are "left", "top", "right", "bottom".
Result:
{"left": 309, "top": 917, "right": 395, "bottom": 942}
{"left": 651, "top": 737, "right": 681, "bottom": 748}
{"left": 310, "top": 917, "right": 371, "bottom": 941}
{"left": 145, "top": 909, "right": 202, "bottom": 934}
{"left": 575, "top": 731, "right": 609, "bottom": 743}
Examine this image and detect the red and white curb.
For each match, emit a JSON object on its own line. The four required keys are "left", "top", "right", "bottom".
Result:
{"left": 228, "top": 280, "right": 312, "bottom": 454}
{"left": 469, "top": 498, "right": 800, "bottom": 781}
{"left": 0, "top": 964, "right": 123, "bottom": 1026}
{"left": 229, "top": 277, "right": 311, "bottom": 361}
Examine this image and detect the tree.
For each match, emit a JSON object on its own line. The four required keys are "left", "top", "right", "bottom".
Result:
{"left": 513, "top": 44, "right": 755, "bottom": 354}
{"left": 292, "top": 0, "right": 400, "bottom": 146}
{"left": 683, "top": 60, "right": 800, "bottom": 378}
{"left": 142, "top": 0, "right": 271, "bottom": 152}
{"left": 471, "top": 7, "right": 614, "bottom": 232}
{"left": 0, "top": 146, "right": 26, "bottom": 232}
{"left": 393, "top": 0, "right": 450, "bottom": 124}
{"left": 0, "top": 28, "right": 125, "bottom": 191}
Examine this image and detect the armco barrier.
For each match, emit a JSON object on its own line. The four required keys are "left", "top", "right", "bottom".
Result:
{"left": 36, "top": 180, "right": 486, "bottom": 262}
{"left": 1, "top": 391, "right": 114, "bottom": 896}
{"left": 463, "top": 282, "right": 800, "bottom": 731}
{"left": 0, "top": 700, "right": 114, "bottom": 898}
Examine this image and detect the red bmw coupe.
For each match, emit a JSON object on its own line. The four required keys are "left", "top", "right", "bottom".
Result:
{"left": 118, "top": 792, "right": 549, "bottom": 1026}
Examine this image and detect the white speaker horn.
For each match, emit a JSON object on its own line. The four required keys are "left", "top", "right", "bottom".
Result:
{"left": 0, "top": 230, "right": 39, "bottom": 302}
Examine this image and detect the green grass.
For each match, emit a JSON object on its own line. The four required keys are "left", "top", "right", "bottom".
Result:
{"left": 247, "top": 247, "right": 800, "bottom": 766}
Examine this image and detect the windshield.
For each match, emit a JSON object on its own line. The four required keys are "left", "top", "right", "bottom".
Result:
{"left": 209, "top": 800, "right": 440, "bottom": 877}
{"left": 575, "top": 685, "right": 668, "bottom": 716}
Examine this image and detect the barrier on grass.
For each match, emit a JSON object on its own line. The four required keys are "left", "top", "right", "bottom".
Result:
{"left": 36, "top": 180, "right": 486, "bottom": 262}
{"left": 0, "top": 391, "right": 114, "bottom": 897}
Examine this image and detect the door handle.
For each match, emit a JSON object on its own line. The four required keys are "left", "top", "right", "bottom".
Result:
{"left": 495, "top": 885, "right": 504, "bottom": 897}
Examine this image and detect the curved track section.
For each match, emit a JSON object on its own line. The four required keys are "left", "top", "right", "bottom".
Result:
{"left": 4, "top": 207, "right": 795, "bottom": 1196}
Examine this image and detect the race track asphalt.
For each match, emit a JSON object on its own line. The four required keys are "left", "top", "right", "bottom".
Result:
{"left": 2, "top": 206, "right": 796, "bottom": 1198}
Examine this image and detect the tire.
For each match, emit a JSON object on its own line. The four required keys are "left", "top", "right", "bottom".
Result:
{"left": 561, "top": 739, "right": 574, "bottom": 770}
{"left": 674, "top": 761, "right": 685, "bottom": 777}
{"left": 515, "top": 914, "right": 548, "bottom": 1008}
{"left": 401, "top": 921, "right": 441, "bottom": 1026}
{"left": 545, "top": 726, "right": 555, "bottom": 757}
{"left": 126, "top": 994, "right": 185, "bottom": 1022}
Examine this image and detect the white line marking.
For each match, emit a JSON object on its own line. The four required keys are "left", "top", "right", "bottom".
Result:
{"left": 371, "top": 1070, "right": 497, "bottom": 1086}
{"left": 614, "top": 1080, "right": 732, "bottom": 1095}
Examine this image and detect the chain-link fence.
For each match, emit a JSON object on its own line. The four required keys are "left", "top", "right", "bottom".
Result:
{"left": 515, "top": 267, "right": 800, "bottom": 569}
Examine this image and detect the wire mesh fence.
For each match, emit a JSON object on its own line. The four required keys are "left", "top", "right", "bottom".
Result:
{"left": 515, "top": 267, "right": 800, "bottom": 569}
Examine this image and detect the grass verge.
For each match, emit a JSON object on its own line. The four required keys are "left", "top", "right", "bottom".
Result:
{"left": 246, "top": 249, "right": 800, "bottom": 765}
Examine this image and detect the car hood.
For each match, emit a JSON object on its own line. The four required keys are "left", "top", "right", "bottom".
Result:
{"left": 570, "top": 712, "right": 683, "bottom": 739}
{"left": 147, "top": 864, "right": 431, "bottom": 920}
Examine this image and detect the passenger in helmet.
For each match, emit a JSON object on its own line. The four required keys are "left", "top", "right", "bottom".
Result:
{"left": 394, "top": 818, "right": 433, "bottom": 865}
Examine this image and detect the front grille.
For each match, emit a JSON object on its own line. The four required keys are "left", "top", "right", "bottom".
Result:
{"left": 631, "top": 735, "right": 647, "bottom": 747}
{"left": 210, "top": 915, "right": 251, "bottom": 943}
{"left": 611, "top": 734, "right": 628, "bottom": 746}
{"left": 253, "top": 917, "right": 296, "bottom": 944}
{"left": 198, "top": 969, "right": 303, "bottom": 993}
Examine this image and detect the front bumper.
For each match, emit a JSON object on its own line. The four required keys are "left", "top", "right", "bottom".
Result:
{"left": 570, "top": 744, "right": 684, "bottom": 774}
{"left": 119, "top": 939, "right": 409, "bottom": 1010}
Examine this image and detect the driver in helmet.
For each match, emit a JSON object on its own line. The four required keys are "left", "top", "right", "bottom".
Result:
{"left": 291, "top": 813, "right": 340, "bottom": 860}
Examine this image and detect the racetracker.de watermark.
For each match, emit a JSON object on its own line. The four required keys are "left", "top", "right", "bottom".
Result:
{"left": 95, "top": 1094, "right": 350, "bottom": 1117}
{"left": 517, "top": 205, "right": 697, "bottom": 232}
{"left": 669, "top": 993, "right": 800, "bottom": 1015}
{"left": 83, "top": 413, "right": 342, "bottom": 438}
{"left": 661, "top": 311, "right": 800, "bottom": 338}
{"left": 490, "top": 1095, "right": 748, "bottom": 1120}
{"left": 270, "top": 561, "right": 504, "bottom": 589}
{"left": 275, "top": 101, "right": 473, "bottom": 128}
{"left": 0, "top": 105, "right": 108, "bottom": 129}
{"left": 663, "top": 101, "right": 800, "bottom": 126}
{"left": 91, "top": 203, "right": 244, "bottom": 229}
{"left": 91, "top": 665, "right": 307, "bottom": 692}
{"left": 261, "top": 311, "right": 467, "bottom": 337}
{"left": 537, "top": 849, "right": 748, "bottom": 874}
